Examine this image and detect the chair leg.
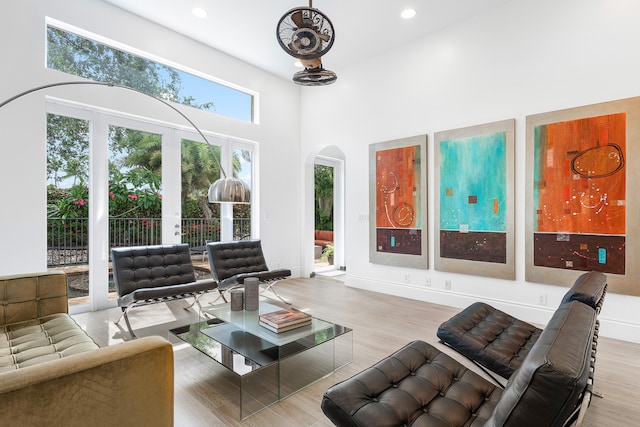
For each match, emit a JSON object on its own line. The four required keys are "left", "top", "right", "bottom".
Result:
{"left": 183, "top": 292, "right": 205, "bottom": 310}
{"left": 115, "top": 308, "right": 126, "bottom": 324}
{"left": 115, "top": 307, "right": 137, "bottom": 339}
{"left": 261, "top": 280, "right": 292, "bottom": 305}
{"left": 208, "top": 289, "right": 229, "bottom": 305}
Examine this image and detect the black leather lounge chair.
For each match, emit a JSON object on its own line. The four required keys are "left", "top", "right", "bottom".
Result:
{"left": 111, "top": 243, "right": 218, "bottom": 338}
{"left": 206, "top": 239, "right": 292, "bottom": 304}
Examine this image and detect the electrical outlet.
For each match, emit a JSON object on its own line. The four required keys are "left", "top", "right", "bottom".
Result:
{"left": 404, "top": 274, "right": 411, "bottom": 284}
{"left": 425, "top": 277, "right": 431, "bottom": 287}
{"left": 537, "top": 293, "right": 547, "bottom": 306}
{"left": 445, "top": 280, "right": 452, "bottom": 290}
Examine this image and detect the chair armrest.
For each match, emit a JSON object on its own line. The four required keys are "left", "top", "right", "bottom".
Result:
{"left": 0, "top": 336, "right": 174, "bottom": 427}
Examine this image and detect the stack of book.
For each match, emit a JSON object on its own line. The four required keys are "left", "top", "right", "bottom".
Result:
{"left": 259, "top": 307, "right": 312, "bottom": 333}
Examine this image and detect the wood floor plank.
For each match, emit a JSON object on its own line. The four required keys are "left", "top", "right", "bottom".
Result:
{"left": 72, "top": 275, "right": 640, "bottom": 426}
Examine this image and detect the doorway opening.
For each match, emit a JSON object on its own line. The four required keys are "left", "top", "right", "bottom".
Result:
{"left": 314, "top": 162, "right": 334, "bottom": 270}
{"left": 313, "top": 152, "right": 344, "bottom": 275}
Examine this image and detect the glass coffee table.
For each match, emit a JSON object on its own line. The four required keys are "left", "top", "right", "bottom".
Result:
{"left": 171, "top": 301, "right": 352, "bottom": 419}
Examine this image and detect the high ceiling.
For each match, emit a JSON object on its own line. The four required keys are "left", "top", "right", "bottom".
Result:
{"left": 103, "top": 0, "right": 513, "bottom": 81}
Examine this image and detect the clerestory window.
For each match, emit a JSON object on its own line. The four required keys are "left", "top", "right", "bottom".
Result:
{"left": 45, "top": 20, "right": 254, "bottom": 123}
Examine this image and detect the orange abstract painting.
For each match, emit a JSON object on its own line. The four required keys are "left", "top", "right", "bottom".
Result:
{"left": 533, "top": 112, "right": 626, "bottom": 273}
{"left": 375, "top": 145, "right": 422, "bottom": 255}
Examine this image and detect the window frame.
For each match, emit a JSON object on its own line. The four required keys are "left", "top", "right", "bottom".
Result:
{"left": 45, "top": 17, "right": 259, "bottom": 124}
{"left": 46, "top": 98, "right": 256, "bottom": 313}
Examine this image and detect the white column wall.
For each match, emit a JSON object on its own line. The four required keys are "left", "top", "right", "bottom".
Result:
{"left": 300, "top": 0, "right": 640, "bottom": 342}
{"left": 0, "top": 1, "right": 303, "bottom": 276}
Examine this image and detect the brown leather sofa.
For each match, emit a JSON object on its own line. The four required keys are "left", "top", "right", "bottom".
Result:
{"left": 315, "top": 230, "right": 334, "bottom": 247}
{"left": 0, "top": 271, "right": 174, "bottom": 427}
{"left": 321, "top": 273, "right": 604, "bottom": 426}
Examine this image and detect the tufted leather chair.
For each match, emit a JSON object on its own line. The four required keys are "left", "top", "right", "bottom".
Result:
{"left": 206, "top": 239, "right": 292, "bottom": 303}
{"left": 111, "top": 243, "right": 218, "bottom": 338}
{"left": 436, "top": 271, "right": 607, "bottom": 380}
{"left": 322, "top": 301, "right": 598, "bottom": 427}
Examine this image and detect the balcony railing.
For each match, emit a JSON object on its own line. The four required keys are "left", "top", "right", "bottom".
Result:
{"left": 47, "top": 217, "right": 251, "bottom": 267}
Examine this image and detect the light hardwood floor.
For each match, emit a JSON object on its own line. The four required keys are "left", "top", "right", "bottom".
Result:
{"left": 72, "top": 275, "right": 640, "bottom": 426}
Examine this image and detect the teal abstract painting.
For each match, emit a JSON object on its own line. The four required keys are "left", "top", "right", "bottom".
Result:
{"left": 439, "top": 131, "right": 507, "bottom": 263}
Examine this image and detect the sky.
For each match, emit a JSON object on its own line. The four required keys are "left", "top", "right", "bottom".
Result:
{"left": 171, "top": 68, "right": 252, "bottom": 123}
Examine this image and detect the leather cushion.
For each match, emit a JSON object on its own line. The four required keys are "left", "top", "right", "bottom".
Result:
{"left": 0, "top": 313, "right": 99, "bottom": 373}
{"left": 485, "top": 301, "right": 596, "bottom": 427}
{"left": 561, "top": 271, "right": 607, "bottom": 312}
{"left": 207, "top": 240, "right": 291, "bottom": 290}
{"left": 437, "top": 302, "right": 542, "bottom": 378}
{"left": 321, "top": 340, "right": 502, "bottom": 427}
{"left": 111, "top": 244, "right": 216, "bottom": 307}
{"left": 117, "top": 278, "right": 217, "bottom": 307}
{"left": 218, "top": 269, "right": 292, "bottom": 290}
{"left": 0, "top": 272, "right": 68, "bottom": 326}
{"left": 206, "top": 240, "right": 269, "bottom": 282}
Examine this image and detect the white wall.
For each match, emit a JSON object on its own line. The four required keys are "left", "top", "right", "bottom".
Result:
{"left": 0, "top": 1, "right": 303, "bottom": 276}
{"left": 2, "top": 0, "right": 638, "bottom": 343}
{"left": 300, "top": 0, "right": 640, "bottom": 343}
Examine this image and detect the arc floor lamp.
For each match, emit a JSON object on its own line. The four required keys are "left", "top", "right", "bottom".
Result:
{"left": 0, "top": 80, "right": 251, "bottom": 204}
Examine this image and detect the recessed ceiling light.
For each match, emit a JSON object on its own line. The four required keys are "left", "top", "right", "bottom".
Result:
{"left": 192, "top": 7, "right": 207, "bottom": 18}
{"left": 401, "top": 8, "right": 417, "bottom": 19}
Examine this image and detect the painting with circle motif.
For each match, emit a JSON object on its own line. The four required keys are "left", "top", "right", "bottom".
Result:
{"left": 434, "top": 119, "right": 515, "bottom": 280}
{"left": 526, "top": 97, "right": 640, "bottom": 296}
{"left": 369, "top": 135, "right": 427, "bottom": 268}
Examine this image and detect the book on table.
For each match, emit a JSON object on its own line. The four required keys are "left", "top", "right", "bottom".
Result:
{"left": 259, "top": 318, "right": 311, "bottom": 333}
{"left": 259, "top": 307, "right": 312, "bottom": 331}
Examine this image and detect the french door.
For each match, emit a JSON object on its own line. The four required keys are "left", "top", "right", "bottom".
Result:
{"left": 46, "top": 101, "right": 254, "bottom": 314}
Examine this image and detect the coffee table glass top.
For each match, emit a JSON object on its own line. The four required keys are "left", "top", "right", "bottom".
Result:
{"left": 170, "top": 300, "right": 353, "bottom": 419}
{"left": 171, "top": 301, "right": 351, "bottom": 374}
{"left": 203, "top": 301, "right": 338, "bottom": 345}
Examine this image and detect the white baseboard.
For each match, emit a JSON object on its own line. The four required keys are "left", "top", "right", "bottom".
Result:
{"left": 345, "top": 274, "right": 640, "bottom": 344}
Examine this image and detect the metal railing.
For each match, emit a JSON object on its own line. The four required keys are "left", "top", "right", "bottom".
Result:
{"left": 46, "top": 217, "right": 250, "bottom": 267}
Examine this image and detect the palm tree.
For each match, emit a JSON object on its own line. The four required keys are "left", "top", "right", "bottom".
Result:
{"left": 181, "top": 140, "right": 221, "bottom": 219}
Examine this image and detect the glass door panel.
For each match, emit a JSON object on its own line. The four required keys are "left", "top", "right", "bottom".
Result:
{"left": 180, "top": 139, "right": 221, "bottom": 256}
{"left": 46, "top": 113, "right": 91, "bottom": 307}
{"left": 108, "top": 125, "right": 163, "bottom": 300}
{"left": 315, "top": 163, "right": 335, "bottom": 269}
{"left": 233, "top": 147, "right": 252, "bottom": 240}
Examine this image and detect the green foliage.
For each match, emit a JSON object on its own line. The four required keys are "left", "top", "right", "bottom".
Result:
{"left": 46, "top": 115, "right": 89, "bottom": 187}
{"left": 315, "top": 164, "right": 334, "bottom": 230}
{"left": 46, "top": 26, "right": 214, "bottom": 110}
{"left": 181, "top": 139, "right": 221, "bottom": 220}
{"left": 322, "top": 244, "right": 334, "bottom": 261}
{"left": 47, "top": 185, "right": 88, "bottom": 219}
{"left": 108, "top": 168, "right": 162, "bottom": 217}
{"left": 182, "top": 198, "right": 203, "bottom": 218}
{"left": 45, "top": 29, "right": 251, "bottom": 223}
